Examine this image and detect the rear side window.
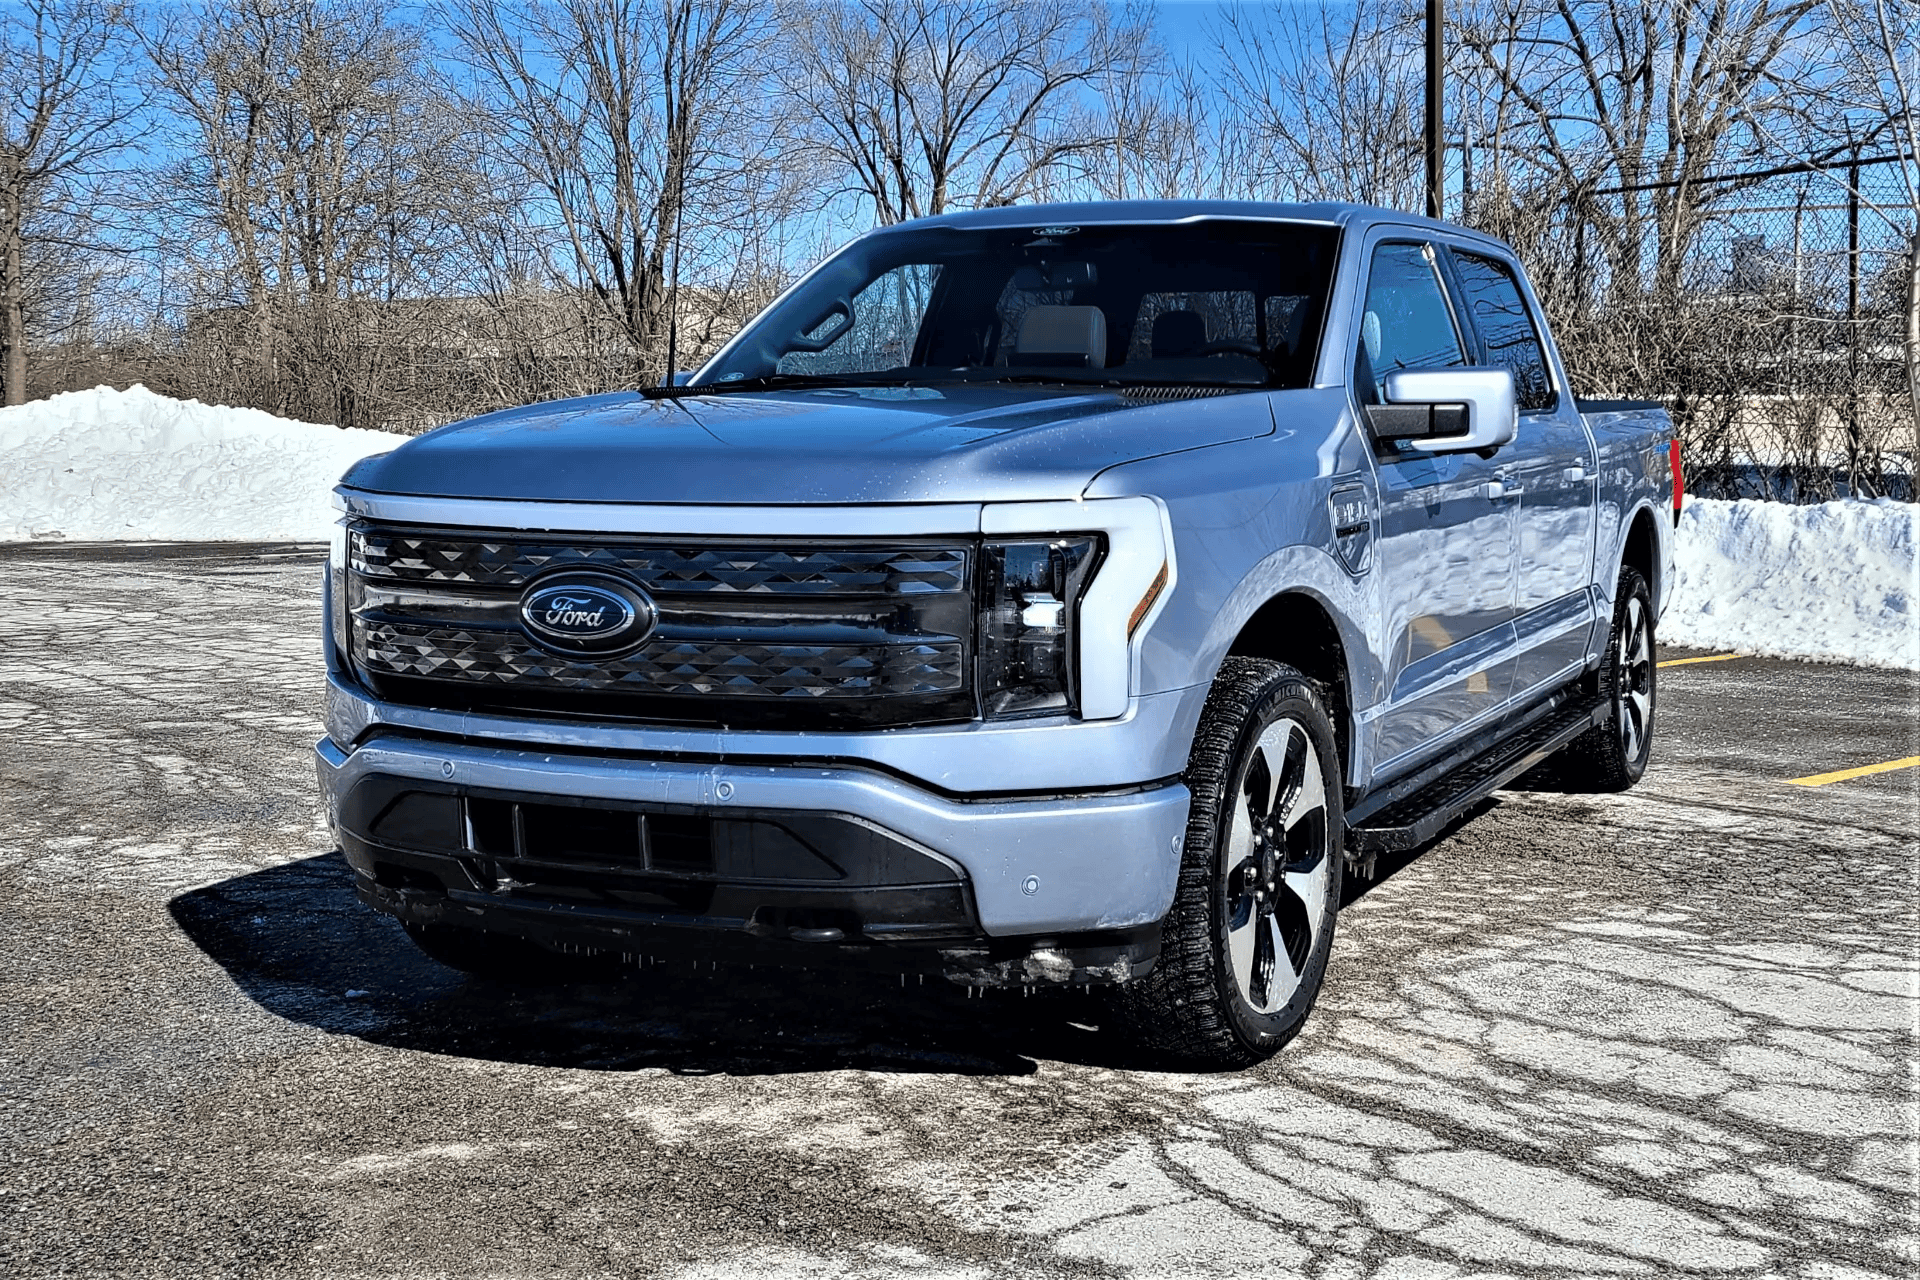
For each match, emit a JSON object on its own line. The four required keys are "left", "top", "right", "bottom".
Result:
{"left": 1451, "top": 251, "right": 1555, "bottom": 411}
{"left": 1355, "top": 242, "right": 1466, "bottom": 404}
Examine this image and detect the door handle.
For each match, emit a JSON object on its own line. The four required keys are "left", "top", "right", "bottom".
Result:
{"left": 1479, "top": 481, "right": 1507, "bottom": 500}
{"left": 1564, "top": 466, "right": 1592, "bottom": 483}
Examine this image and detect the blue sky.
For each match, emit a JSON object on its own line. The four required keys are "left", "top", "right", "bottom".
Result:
{"left": 1150, "top": 0, "right": 1246, "bottom": 65}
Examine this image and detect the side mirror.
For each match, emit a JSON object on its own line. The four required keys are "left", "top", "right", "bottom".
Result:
{"left": 1366, "top": 367, "right": 1518, "bottom": 453}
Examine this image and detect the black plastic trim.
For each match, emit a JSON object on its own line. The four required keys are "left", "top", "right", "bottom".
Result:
{"left": 1347, "top": 691, "right": 1608, "bottom": 855}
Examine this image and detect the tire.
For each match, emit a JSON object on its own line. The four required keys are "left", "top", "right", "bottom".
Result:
{"left": 1556, "top": 566, "right": 1656, "bottom": 791}
{"left": 1107, "top": 657, "right": 1345, "bottom": 1068}
{"left": 404, "top": 921, "right": 613, "bottom": 985}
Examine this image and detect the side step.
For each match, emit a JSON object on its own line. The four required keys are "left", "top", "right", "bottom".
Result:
{"left": 1346, "top": 694, "right": 1610, "bottom": 855}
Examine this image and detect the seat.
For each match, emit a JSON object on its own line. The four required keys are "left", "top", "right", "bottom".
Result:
{"left": 1151, "top": 309, "right": 1207, "bottom": 359}
{"left": 1012, "top": 305, "right": 1108, "bottom": 369}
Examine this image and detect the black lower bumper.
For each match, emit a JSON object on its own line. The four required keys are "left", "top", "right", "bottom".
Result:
{"left": 337, "top": 773, "right": 1159, "bottom": 986}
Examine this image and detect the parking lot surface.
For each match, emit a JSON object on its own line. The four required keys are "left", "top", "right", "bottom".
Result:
{"left": 1, "top": 542, "right": 1915, "bottom": 1279}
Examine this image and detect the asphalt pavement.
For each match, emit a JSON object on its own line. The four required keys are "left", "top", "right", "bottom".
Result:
{"left": 1, "top": 541, "right": 1914, "bottom": 1279}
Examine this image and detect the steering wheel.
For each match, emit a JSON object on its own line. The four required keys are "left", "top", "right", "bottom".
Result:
{"left": 1196, "top": 338, "right": 1262, "bottom": 357}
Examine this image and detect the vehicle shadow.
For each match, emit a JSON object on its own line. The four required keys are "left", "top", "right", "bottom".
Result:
{"left": 169, "top": 852, "right": 1176, "bottom": 1078}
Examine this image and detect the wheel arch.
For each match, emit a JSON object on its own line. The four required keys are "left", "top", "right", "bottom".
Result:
{"left": 1619, "top": 502, "right": 1663, "bottom": 614}
{"left": 1223, "top": 590, "right": 1355, "bottom": 785}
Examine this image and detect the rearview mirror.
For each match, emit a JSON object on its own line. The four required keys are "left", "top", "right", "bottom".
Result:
{"left": 1366, "top": 367, "right": 1518, "bottom": 453}
{"left": 1012, "top": 262, "right": 1097, "bottom": 291}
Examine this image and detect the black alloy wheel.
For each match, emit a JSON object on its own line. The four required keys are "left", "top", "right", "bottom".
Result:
{"left": 1107, "top": 657, "right": 1345, "bottom": 1068}
{"left": 1557, "top": 565, "right": 1657, "bottom": 791}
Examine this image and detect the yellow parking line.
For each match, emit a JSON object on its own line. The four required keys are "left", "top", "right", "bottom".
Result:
{"left": 1787, "top": 756, "right": 1920, "bottom": 787}
{"left": 1658, "top": 653, "right": 1742, "bottom": 668}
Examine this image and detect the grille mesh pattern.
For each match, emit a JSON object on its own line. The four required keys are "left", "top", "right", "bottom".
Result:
{"left": 358, "top": 620, "right": 965, "bottom": 698}
{"left": 355, "top": 531, "right": 967, "bottom": 595}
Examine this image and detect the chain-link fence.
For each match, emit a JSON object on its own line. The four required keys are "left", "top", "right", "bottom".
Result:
{"left": 1488, "top": 158, "right": 1916, "bottom": 502}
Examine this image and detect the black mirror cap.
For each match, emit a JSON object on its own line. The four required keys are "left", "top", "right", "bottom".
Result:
{"left": 1365, "top": 402, "right": 1470, "bottom": 440}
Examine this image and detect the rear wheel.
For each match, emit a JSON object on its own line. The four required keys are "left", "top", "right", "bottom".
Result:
{"left": 1557, "top": 566, "right": 1656, "bottom": 791}
{"left": 1107, "top": 657, "right": 1344, "bottom": 1068}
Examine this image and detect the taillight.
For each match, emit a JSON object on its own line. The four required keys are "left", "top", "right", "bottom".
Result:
{"left": 1669, "top": 439, "right": 1683, "bottom": 526}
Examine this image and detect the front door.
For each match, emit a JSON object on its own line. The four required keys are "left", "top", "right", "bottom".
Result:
{"left": 1357, "top": 240, "right": 1519, "bottom": 776}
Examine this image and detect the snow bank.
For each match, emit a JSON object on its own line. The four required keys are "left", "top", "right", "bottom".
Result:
{"left": 1666, "top": 497, "right": 1918, "bottom": 670}
{"left": 0, "top": 384, "right": 393, "bottom": 542}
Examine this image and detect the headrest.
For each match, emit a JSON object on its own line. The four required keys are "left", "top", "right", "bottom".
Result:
{"left": 1013, "top": 305, "right": 1108, "bottom": 369}
{"left": 1151, "top": 310, "right": 1207, "bottom": 359}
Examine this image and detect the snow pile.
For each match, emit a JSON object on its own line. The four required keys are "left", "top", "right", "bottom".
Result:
{"left": 0, "top": 384, "right": 393, "bottom": 542}
{"left": 1666, "top": 497, "right": 1918, "bottom": 670}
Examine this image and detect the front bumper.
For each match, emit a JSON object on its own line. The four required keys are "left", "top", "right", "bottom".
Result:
{"left": 323, "top": 670, "right": 1207, "bottom": 796}
{"left": 317, "top": 732, "right": 1189, "bottom": 941}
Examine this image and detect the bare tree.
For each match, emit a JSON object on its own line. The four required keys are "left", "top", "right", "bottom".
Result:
{"left": 1211, "top": 0, "right": 1427, "bottom": 209}
{"left": 1818, "top": 0, "right": 1919, "bottom": 476}
{"left": 445, "top": 0, "right": 794, "bottom": 385}
{"left": 779, "top": 0, "right": 1141, "bottom": 225}
{"left": 143, "top": 0, "right": 491, "bottom": 427}
{"left": 0, "top": 0, "right": 138, "bottom": 405}
{"left": 1037, "top": 44, "right": 1254, "bottom": 203}
{"left": 1455, "top": 0, "right": 1823, "bottom": 301}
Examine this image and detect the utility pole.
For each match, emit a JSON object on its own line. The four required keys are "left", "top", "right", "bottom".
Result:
{"left": 1426, "top": 0, "right": 1444, "bottom": 219}
{"left": 1847, "top": 151, "right": 1860, "bottom": 447}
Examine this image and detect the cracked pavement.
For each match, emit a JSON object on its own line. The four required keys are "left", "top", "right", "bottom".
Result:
{"left": 1, "top": 542, "right": 1915, "bottom": 1279}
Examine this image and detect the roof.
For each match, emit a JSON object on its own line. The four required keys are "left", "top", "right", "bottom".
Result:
{"left": 882, "top": 199, "right": 1515, "bottom": 255}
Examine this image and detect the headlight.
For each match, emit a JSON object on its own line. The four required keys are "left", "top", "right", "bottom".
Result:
{"left": 327, "top": 519, "right": 350, "bottom": 662}
{"left": 978, "top": 537, "right": 1101, "bottom": 718}
{"left": 979, "top": 497, "right": 1175, "bottom": 721}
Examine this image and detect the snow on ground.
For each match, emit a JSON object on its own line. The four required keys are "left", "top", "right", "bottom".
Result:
{"left": 1667, "top": 498, "right": 1918, "bottom": 670}
{"left": 2, "top": 385, "right": 1914, "bottom": 669}
{"left": 0, "top": 384, "right": 393, "bottom": 542}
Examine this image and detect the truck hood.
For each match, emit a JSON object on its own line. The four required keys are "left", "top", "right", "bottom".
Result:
{"left": 340, "top": 384, "right": 1276, "bottom": 505}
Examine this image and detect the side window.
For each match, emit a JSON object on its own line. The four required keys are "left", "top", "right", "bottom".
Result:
{"left": 778, "top": 263, "right": 941, "bottom": 375}
{"left": 1451, "top": 251, "right": 1555, "bottom": 412}
{"left": 1355, "top": 242, "right": 1465, "bottom": 404}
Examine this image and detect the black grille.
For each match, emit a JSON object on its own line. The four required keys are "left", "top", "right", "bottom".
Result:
{"left": 346, "top": 523, "right": 974, "bottom": 727}
{"left": 355, "top": 529, "right": 967, "bottom": 594}
{"left": 357, "top": 620, "right": 965, "bottom": 697}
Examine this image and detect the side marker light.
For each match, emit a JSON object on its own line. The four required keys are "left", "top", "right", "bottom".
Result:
{"left": 1128, "top": 562, "right": 1169, "bottom": 637}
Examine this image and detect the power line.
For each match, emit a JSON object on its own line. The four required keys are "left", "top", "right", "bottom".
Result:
{"left": 1589, "top": 151, "right": 1915, "bottom": 196}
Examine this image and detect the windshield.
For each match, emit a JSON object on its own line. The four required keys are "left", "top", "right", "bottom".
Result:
{"left": 697, "top": 220, "right": 1342, "bottom": 391}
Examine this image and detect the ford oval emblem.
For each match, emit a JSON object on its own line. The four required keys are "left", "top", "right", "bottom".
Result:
{"left": 519, "top": 574, "right": 656, "bottom": 655}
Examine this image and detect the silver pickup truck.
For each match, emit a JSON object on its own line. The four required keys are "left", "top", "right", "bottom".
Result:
{"left": 318, "top": 201, "right": 1674, "bottom": 1066}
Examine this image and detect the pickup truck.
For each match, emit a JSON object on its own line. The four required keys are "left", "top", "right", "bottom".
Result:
{"left": 317, "top": 201, "right": 1675, "bottom": 1067}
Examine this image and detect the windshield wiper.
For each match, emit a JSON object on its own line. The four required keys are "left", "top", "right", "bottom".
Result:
{"left": 970, "top": 372, "right": 1128, "bottom": 387}
{"left": 970, "top": 371, "right": 1263, "bottom": 390}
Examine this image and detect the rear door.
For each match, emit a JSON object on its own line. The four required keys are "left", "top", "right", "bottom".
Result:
{"left": 1446, "top": 247, "right": 1600, "bottom": 705}
{"left": 1356, "top": 237, "right": 1519, "bottom": 776}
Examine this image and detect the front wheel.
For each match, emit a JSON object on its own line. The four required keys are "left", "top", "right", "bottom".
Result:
{"left": 1107, "top": 657, "right": 1344, "bottom": 1068}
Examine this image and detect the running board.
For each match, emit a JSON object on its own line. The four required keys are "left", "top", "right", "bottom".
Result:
{"left": 1346, "top": 695, "right": 1610, "bottom": 855}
